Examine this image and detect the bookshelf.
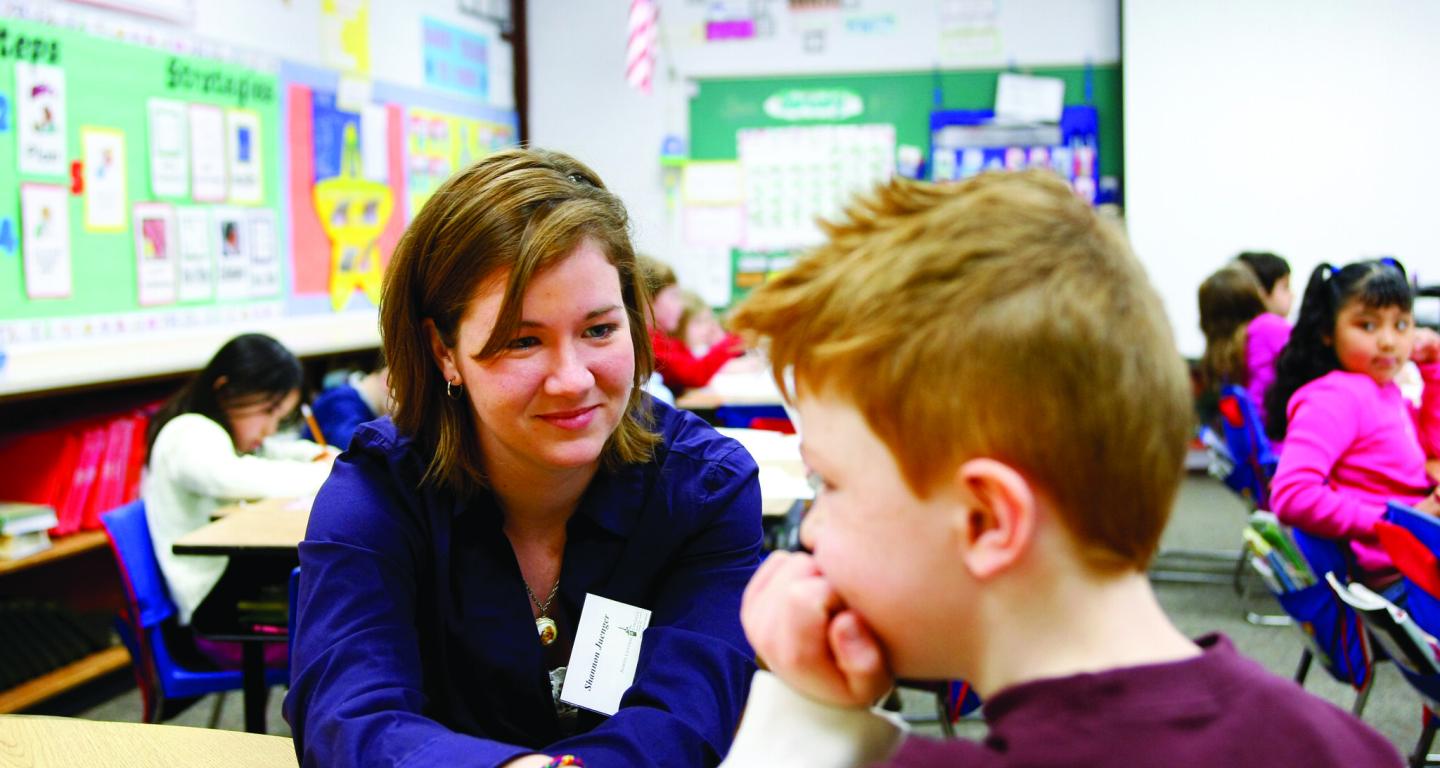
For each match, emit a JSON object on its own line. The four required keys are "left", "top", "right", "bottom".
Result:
{"left": 0, "top": 347, "right": 377, "bottom": 713}
{"left": 0, "top": 645, "right": 131, "bottom": 714}
{"left": 0, "top": 527, "right": 127, "bottom": 712}
{"left": 0, "top": 530, "right": 109, "bottom": 578}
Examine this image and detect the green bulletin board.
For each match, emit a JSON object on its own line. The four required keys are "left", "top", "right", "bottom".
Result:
{"left": 0, "top": 17, "right": 281, "bottom": 321}
{"left": 688, "top": 64, "right": 1122, "bottom": 180}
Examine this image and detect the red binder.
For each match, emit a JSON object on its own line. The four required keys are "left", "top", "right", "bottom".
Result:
{"left": 0, "top": 427, "right": 84, "bottom": 528}
{"left": 54, "top": 425, "right": 107, "bottom": 536}
{"left": 84, "top": 416, "right": 135, "bottom": 529}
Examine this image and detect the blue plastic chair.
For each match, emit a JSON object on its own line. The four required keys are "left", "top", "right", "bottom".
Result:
{"left": 1277, "top": 526, "right": 1379, "bottom": 714}
{"left": 101, "top": 500, "right": 287, "bottom": 723}
{"left": 1216, "top": 385, "right": 1279, "bottom": 509}
{"left": 1380, "top": 502, "right": 1440, "bottom": 766}
{"left": 1189, "top": 386, "right": 1280, "bottom": 602}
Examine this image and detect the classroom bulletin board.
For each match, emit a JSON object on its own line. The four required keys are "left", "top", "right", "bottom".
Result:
{"left": 684, "top": 64, "right": 1120, "bottom": 301}
{"left": 0, "top": 12, "right": 518, "bottom": 353}
{"left": 0, "top": 17, "right": 283, "bottom": 326}
{"left": 689, "top": 65, "right": 1121, "bottom": 176}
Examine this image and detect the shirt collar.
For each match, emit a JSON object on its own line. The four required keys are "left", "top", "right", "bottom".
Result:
{"left": 446, "top": 455, "right": 658, "bottom": 539}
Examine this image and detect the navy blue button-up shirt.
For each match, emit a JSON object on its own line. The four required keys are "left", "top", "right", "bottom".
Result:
{"left": 284, "top": 403, "right": 762, "bottom": 767}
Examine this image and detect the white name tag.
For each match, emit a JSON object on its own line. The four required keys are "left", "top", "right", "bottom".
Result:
{"left": 559, "top": 593, "right": 652, "bottom": 716}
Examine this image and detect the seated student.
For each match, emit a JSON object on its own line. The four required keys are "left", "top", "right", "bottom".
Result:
{"left": 142, "top": 333, "right": 335, "bottom": 668}
{"left": 638, "top": 255, "right": 745, "bottom": 394}
{"left": 302, "top": 365, "right": 392, "bottom": 449}
{"left": 1199, "top": 263, "right": 1290, "bottom": 428}
{"left": 285, "top": 148, "right": 762, "bottom": 768}
{"left": 1237, "top": 250, "right": 1294, "bottom": 318}
{"left": 679, "top": 290, "right": 728, "bottom": 355}
{"left": 718, "top": 171, "right": 1400, "bottom": 767}
{"left": 1268, "top": 259, "right": 1440, "bottom": 591}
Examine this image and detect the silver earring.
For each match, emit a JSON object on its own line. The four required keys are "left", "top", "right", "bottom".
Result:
{"left": 446, "top": 379, "right": 463, "bottom": 399}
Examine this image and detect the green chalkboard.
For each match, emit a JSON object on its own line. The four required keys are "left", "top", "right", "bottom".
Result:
{"left": 0, "top": 17, "right": 281, "bottom": 321}
{"left": 689, "top": 65, "right": 1121, "bottom": 180}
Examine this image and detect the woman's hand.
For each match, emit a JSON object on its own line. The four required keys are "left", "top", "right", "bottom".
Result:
{"left": 1412, "top": 328, "right": 1440, "bottom": 365}
{"left": 740, "top": 551, "right": 892, "bottom": 709}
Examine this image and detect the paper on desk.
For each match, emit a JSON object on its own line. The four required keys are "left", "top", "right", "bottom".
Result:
{"left": 759, "top": 465, "right": 813, "bottom": 502}
{"left": 705, "top": 370, "right": 783, "bottom": 403}
{"left": 716, "top": 428, "right": 802, "bottom": 465}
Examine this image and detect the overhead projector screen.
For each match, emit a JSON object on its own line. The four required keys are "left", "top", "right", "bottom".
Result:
{"left": 1123, "top": 0, "right": 1440, "bottom": 357}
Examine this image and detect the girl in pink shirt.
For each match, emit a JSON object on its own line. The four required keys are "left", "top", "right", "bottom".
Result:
{"left": 1198, "top": 263, "right": 1291, "bottom": 428}
{"left": 1268, "top": 259, "right": 1440, "bottom": 585}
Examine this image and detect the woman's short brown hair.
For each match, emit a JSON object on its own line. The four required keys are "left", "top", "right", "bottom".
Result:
{"left": 381, "top": 147, "right": 658, "bottom": 497}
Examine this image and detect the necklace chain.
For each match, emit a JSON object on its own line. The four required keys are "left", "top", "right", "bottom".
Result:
{"left": 524, "top": 578, "right": 561, "bottom": 616}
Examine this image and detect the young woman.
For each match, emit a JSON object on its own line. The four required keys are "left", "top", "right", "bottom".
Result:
{"left": 285, "top": 148, "right": 763, "bottom": 768}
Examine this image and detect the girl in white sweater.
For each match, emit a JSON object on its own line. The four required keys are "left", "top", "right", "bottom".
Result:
{"left": 142, "top": 333, "right": 335, "bottom": 667}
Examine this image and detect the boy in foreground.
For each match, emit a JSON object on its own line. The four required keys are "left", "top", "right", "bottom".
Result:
{"left": 720, "top": 171, "right": 1400, "bottom": 767}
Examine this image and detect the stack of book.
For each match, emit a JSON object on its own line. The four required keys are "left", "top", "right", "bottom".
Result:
{"left": 1244, "top": 512, "right": 1313, "bottom": 594}
{"left": 0, "top": 502, "right": 59, "bottom": 562}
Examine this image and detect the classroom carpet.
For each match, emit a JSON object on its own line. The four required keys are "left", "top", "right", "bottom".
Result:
{"left": 28, "top": 476, "right": 1429, "bottom": 758}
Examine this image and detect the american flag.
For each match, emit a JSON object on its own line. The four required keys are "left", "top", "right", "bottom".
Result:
{"left": 626, "top": 0, "right": 658, "bottom": 94}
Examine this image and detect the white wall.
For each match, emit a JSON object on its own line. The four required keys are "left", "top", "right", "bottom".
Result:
{"left": 528, "top": 1, "right": 687, "bottom": 280}
{"left": 1124, "top": 0, "right": 1440, "bottom": 357}
{"left": 529, "top": 0, "right": 1118, "bottom": 294}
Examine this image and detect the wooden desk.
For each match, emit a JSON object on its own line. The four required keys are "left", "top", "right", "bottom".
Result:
{"left": 676, "top": 369, "right": 786, "bottom": 410}
{"left": 0, "top": 715, "right": 297, "bottom": 767}
{"left": 174, "top": 500, "right": 309, "bottom": 734}
{"left": 174, "top": 500, "right": 310, "bottom": 556}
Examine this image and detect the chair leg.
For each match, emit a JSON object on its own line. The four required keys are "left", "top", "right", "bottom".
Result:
{"left": 934, "top": 691, "right": 955, "bottom": 739}
{"left": 1412, "top": 709, "right": 1439, "bottom": 768}
{"left": 1352, "top": 674, "right": 1374, "bottom": 718}
{"left": 1232, "top": 547, "right": 1248, "bottom": 596}
{"left": 1294, "top": 648, "right": 1313, "bottom": 685}
{"left": 208, "top": 692, "right": 226, "bottom": 729}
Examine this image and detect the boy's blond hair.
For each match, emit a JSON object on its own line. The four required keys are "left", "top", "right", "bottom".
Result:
{"left": 730, "top": 171, "right": 1191, "bottom": 571}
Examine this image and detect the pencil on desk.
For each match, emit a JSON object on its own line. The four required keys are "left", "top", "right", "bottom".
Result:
{"left": 301, "top": 403, "right": 327, "bottom": 449}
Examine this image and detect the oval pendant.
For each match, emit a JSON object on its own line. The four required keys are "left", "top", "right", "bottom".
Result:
{"left": 536, "top": 616, "right": 558, "bottom": 646}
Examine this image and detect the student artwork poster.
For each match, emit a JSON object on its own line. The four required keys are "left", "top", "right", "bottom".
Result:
{"left": 227, "top": 109, "right": 264, "bottom": 204}
{"left": 248, "top": 209, "right": 280, "bottom": 298}
{"left": 148, "top": 98, "right": 190, "bottom": 199}
{"left": 189, "top": 103, "right": 227, "bottom": 203}
{"left": 82, "top": 127, "right": 128, "bottom": 232}
{"left": 19, "top": 183, "right": 72, "bottom": 299}
{"left": 213, "top": 208, "right": 249, "bottom": 301}
{"left": 15, "top": 62, "right": 66, "bottom": 177}
{"left": 133, "top": 203, "right": 178, "bottom": 306}
{"left": 176, "top": 207, "right": 214, "bottom": 302}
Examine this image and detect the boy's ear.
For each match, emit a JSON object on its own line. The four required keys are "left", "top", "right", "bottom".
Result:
{"left": 953, "top": 458, "right": 1037, "bottom": 580}
{"left": 423, "top": 319, "right": 460, "bottom": 384}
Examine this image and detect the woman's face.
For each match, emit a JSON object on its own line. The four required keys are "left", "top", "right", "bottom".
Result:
{"left": 432, "top": 239, "right": 636, "bottom": 477}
